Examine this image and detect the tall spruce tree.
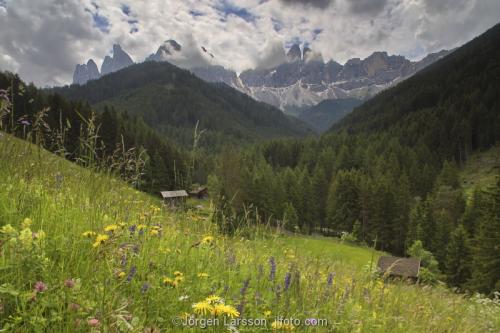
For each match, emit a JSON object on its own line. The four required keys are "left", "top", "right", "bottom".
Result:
{"left": 469, "top": 175, "right": 500, "bottom": 294}
{"left": 445, "top": 224, "right": 472, "bottom": 288}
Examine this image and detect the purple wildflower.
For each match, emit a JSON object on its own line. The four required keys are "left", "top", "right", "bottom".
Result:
{"left": 128, "top": 225, "right": 136, "bottom": 235}
{"left": 120, "top": 254, "right": 127, "bottom": 267}
{"left": 20, "top": 120, "right": 31, "bottom": 126}
{"left": 141, "top": 282, "right": 150, "bottom": 294}
{"left": 34, "top": 281, "right": 47, "bottom": 293}
{"left": 284, "top": 272, "right": 292, "bottom": 291}
{"left": 126, "top": 266, "right": 137, "bottom": 282}
{"left": 240, "top": 278, "right": 250, "bottom": 296}
{"left": 269, "top": 257, "right": 276, "bottom": 281}
{"left": 327, "top": 273, "right": 335, "bottom": 286}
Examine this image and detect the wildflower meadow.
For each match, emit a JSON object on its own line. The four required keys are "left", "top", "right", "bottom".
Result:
{"left": 0, "top": 133, "right": 499, "bottom": 332}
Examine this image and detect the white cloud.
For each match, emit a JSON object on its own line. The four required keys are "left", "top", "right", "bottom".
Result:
{"left": 0, "top": 0, "right": 499, "bottom": 86}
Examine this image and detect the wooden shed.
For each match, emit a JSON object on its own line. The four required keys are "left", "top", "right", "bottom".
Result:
{"left": 160, "top": 190, "right": 188, "bottom": 208}
{"left": 189, "top": 186, "right": 209, "bottom": 199}
{"left": 377, "top": 256, "right": 420, "bottom": 280}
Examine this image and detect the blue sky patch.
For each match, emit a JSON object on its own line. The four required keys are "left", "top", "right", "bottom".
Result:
{"left": 313, "top": 28, "right": 323, "bottom": 40}
{"left": 189, "top": 9, "right": 204, "bottom": 17}
{"left": 86, "top": 8, "right": 110, "bottom": 33}
{"left": 217, "top": 1, "right": 256, "bottom": 23}
{"left": 121, "top": 4, "right": 131, "bottom": 16}
{"left": 272, "top": 18, "right": 283, "bottom": 32}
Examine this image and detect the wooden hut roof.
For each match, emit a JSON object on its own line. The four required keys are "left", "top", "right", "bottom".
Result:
{"left": 160, "top": 190, "right": 188, "bottom": 199}
{"left": 189, "top": 186, "right": 208, "bottom": 195}
{"left": 377, "top": 256, "right": 420, "bottom": 278}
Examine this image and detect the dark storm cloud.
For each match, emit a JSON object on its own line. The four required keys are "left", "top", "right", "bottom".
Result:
{"left": 279, "top": 0, "right": 333, "bottom": 9}
{"left": 347, "top": 0, "right": 387, "bottom": 15}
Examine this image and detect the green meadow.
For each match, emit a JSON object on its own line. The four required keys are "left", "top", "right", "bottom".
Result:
{"left": 0, "top": 133, "right": 499, "bottom": 332}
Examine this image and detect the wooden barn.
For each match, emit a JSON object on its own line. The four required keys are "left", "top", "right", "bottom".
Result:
{"left": 160, "top": 190, "right": 188, "bottom": 208}
{"left": 189, "top": 186, "right": 209, "bottom": 199}
{"left": 377, "top": 256, "right": 420, "bottom": 281}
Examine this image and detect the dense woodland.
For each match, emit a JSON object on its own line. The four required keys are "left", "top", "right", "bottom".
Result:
{"left": 209, "top": 23, "right": 500, "bottom": 294}
{"left": 0, "top": 72, "right": 188, "bottom": 193}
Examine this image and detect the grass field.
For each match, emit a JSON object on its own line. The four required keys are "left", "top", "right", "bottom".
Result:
{"left": 461, "top": 144, "right": 500, "bottom": 200}
{"left": 0, "top": 132, "right": 499, "bottom": 332}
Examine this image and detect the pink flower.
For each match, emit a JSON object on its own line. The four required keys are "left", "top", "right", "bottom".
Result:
{"left": 33, "top": 281, "right": 47, "bottom": 293}
{"left": 64, "top": 279, "right": 75, "bottom": 288}
{"left": 68, "top": 303, "right": 81, "bottom": 311}
{"left": 88, "top": 318, "right": 100, "bottom": 327}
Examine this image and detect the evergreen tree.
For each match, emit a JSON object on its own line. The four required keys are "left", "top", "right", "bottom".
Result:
{"left": 283, "top": 202, "right": 299, "bottom": 232}
{"left": 445, "top": 224, "right": 472, "bottom": 288}
{"left": 469, "top": 176, "right": 500, "bottom": 294}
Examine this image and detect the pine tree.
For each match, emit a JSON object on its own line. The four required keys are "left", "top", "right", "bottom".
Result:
{"left": 326, "top": 170, "right": 361, "bottom": 232}
{"left": 283, "top": 202, "right": 299, "bottom": 232}
{"left": 445, "top": 224, "right": 472, "bottom": 288}
{"left": 469, "top": 176, "right": 500, "bottom": 294}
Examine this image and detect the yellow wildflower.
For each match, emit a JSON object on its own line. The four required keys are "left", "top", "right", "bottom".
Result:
{"left": 104, "top": 224, "right": 119, "bottom": 233}
{"left": 201, "top": 236, "right": 214, "bottom": 245}
{"left": 82, "top": 231, "right": 96, "bottom": 238}
{"left": 211, "top": 303, "right": 226, "bottom": 316}
{"left": 22, "top": 218, "right": 33, "bottom": 229}
{"left": 118, "top": 222, "right": 126, "bottom": 229}
{"left": 174, "top": 271, "right": 183, "bottom": 277}
{"left": 33, "top": 230, "right": 46, "bottom": 241}
{"left": 197, "top": 272, "right": 209, "bottom": 278}
{"left": 192, "top": 301, "right": 213, "bottom": 316}
{"left": 263, "top": 310, "right": 272, "bottom": 317}
{"left": 0, "top": 224, "right": 17, "bottom": 237}
{"left": 92, "top": 234, "right": 109, "bottom": 248}
{"left": 163, "top": 277, "right": 178, "bottom": 287}
{"left": 271, "top": 321, "right": 283, "bottom": 330}
{"left": 150, "top": 229, "right": 159, "bottom": 236}
{"left": 205, "top": 295, "right": 222, "bottom": 304}
{"left": 137, "top": 224, "right": 147, "bottom": 231}
{"left": 18, "top": 228, "right": 33, "bottom": 248}
{"left": 219, "top": 305, "right": 239, "bottom": 318}
{"left": 271, "top": 321, "right": 295, "bottom": 331}
{"left": 117, "top": 271, "right": 126, "bottom": 279}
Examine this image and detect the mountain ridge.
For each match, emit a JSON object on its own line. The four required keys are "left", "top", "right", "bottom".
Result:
{"left": 59, "top": 61, "right": 313, "bottom": 149}
{"left": 72, "top": 41, "right": 450, "bottom": 114}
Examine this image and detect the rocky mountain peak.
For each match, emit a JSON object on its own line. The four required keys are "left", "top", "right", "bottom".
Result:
{"left": 101, "top": 44, "right": 134, "bottom": 76}
{"left": 72, "top": 58, "right": 100, "bottom": 85}
{"left": 287, "top": 44, "right": 302, "bottom": 61}
{"left": 303, "top": 47, "right": 312, "bottom": 60}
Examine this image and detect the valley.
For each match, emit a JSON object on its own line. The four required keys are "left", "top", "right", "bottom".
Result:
{"left": 0, "top": 1, "right": 499, "bottom": 331}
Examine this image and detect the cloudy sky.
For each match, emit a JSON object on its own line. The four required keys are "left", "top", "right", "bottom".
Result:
{"left": 1, "top": 0, "right": 499, "bottom": 86}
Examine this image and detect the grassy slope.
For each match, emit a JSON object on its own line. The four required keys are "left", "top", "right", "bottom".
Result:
{"left": 461, "top": 145, "right": 500, "bottom": 199}
{"left": 0, "top": 133, "right": 499, "bottom": 332}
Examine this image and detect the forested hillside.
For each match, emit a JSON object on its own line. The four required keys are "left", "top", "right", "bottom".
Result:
{"left": 333, "top": 23, "right": 500, "bottom": 162}
{"left": 53, "top": 61, "right": 312, "bottom": 149}
{"left": 0, "top": 72, "right": 188, "bottom": 193}
{"left": 210, "top": 23, "right": 500, "bottom": 294}
{"left": 298, "top": 98, "right": 364, "bottom": 133}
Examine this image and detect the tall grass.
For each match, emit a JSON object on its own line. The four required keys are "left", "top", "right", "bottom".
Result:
{"left": 0, "top": 133, "right": 499, "bottom": 332}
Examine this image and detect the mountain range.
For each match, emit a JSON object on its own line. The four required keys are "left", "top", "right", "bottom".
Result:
{"left": 60, "top": 61, "right": 313, "bottom": 149}
{"left": 72, "top": 41, "right": 450, "bottom": 117}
